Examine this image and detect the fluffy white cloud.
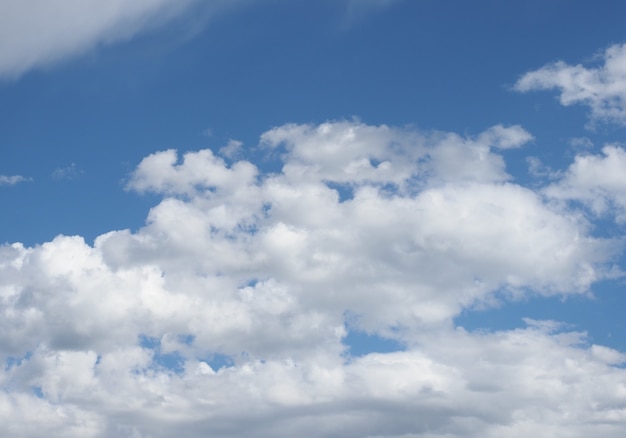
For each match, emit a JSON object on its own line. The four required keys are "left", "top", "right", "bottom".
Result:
{"left": 2, "top": 325, "right": 625, "bottom": 437}
{"left": 1, "top": 121, "right": 625, "bottom": 437}
{"left": 515, "top": 43, "right": 626, "bottom": 126}
{"left": 544, "top": 144, "right": 626, "bottom": 223}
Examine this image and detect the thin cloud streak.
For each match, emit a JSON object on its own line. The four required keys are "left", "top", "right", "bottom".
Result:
{"left": 0, "top": 174, "right": 30, "bottom": 186}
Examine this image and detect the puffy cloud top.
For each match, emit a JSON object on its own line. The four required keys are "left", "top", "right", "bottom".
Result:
{"left": 545, "top": 144, "right": 626, "bottom": 222}
{"left": 1, "top": 121, "right": 625, "bottom": 437}
{"left": 515, "top": 43, "right": 626, "bottom": 126}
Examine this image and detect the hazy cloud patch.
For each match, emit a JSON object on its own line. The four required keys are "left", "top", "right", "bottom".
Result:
{"left": 0, "top": 174, "right": 30, "bottom": 186}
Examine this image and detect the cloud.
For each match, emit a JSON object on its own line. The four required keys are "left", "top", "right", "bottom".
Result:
{"left": 0, "top": 0, "right": 232, "bottom": 79}
{"left": 515, "top": 43, "right": 626, "bottom": 126}
{"left": 1, "top": 121, "right": 625, "bottom": 436}
{"left": 218, "top": 139, "right": 244, "bottom": 159}
{"left": 0, "top": 0, "right": 402, "bottom": 80}
{"left": 545, "top": 144, "right": 626, "bottom": 223}
{"left": 569, "top": 136, "right": 595, "bottom": 150}
{"left": 0, "top": 174, "right": 30, "bottom": 186}
{"left": 51, "top": 163, "right": 83, "bottom": 180}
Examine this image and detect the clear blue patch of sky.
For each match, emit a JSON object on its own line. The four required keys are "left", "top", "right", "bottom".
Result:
{"left": 139, "top": 335, "right": 186, "bottom": 374}
{"left": 455, "top": 278, "right": 626, "bottom": 352}
{"left": 343, "top": 329, "right": 405, "bottom": 358}
{"left": 4, "top": 351, "right": 33, "bottom": 371}
{"left": 31, "top": 386, "right": 44, "bottom": 399}
{"left": 138, "top": 334, "right": 235, "bottom": 373}
{"left": 201, "top": 353, "right": 235, "bottom": 372}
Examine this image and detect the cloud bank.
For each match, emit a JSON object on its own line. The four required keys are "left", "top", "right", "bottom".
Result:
{"left": 1, "top": 121, "right": 626, "bottom": 437}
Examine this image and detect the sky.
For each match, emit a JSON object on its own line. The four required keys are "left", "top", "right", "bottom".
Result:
{"left": 1, "top": 0, "right": 626, "bottom": 436}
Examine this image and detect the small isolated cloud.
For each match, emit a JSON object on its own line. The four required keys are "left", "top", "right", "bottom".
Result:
{"left": 527, "top": 156, "right": 552, "bottom": 178}
{"left": 475, "top": 124, "right": 534, "bottom": 149}
{"left": 52, "top": 163, "right": 83, "bottom": 180}
{"left": 0, "top": 174, "right": 30, "bottom": 186}
{"left": 218, "top": 139, "right": 243, "bottom": 159}
{"left": 569, "top": 137, "right": 594, "bottom": 150}
{"left": 515, "top": 43, "right": 626, "bottom": 126}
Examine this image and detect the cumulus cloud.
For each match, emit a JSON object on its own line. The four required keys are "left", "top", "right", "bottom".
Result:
{"left": 0, "top": 174, "right": 30, "bottom": 186}
{"left": 515, "top": 43, "right": 626, "bottom": 126}
{"left": 545, "top": 144, "right": 626, "bottom": 222}
{"left": 1, "top": 121, "right": 625, "bottom": 436}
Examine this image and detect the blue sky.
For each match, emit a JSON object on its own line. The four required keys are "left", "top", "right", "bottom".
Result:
{"left": 2, "top": 1, "right": 626, "bottom": 437}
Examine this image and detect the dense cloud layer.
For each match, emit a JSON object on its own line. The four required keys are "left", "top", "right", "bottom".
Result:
{"left": 1, "top": 121, "right": 626, "bottom": 437}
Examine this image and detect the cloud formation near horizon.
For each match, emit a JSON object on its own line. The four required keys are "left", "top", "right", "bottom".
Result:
{"left": 2, "top": 120, "right": 626, "bottom": 437}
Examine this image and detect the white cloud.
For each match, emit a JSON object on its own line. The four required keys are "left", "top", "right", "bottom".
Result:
{"left": 545, "top": 144, "right": 626, "bottom": 222}
{"left": 0, "top": 174, "right": 30, "bottom": 186}
{"left": 259, "top": 121, "right": 533, "bottom": 187}
{"left": 1, "top": 121, "right": 625, "bottom": 436}
{"left": 515, "top": 43, "right": 626, "bottom": 126}
{"left": 569, "top": 137, "right": 595, "bottom": 150}
{"left": 476, "top": 124, "right": 534, "bottom": 150}
{"left": 51, "top": 163, "right": 82, "bottom": 180}
{"left": 0, "top": 0, "right": 233, "bottom": 78}
{"left": 219, "top": 139, "right": 244, "bottom": 159}
{"left": 0, "top": 0, "right": 402, "bottom": 79}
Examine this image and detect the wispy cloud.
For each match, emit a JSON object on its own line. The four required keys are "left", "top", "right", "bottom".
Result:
{"left": 0, "top": 174, "right": 30, "bottom": 186}
{"left": 0, "top": 0, "right": 403, "bottom": 79}
{"left": 52, "top": 163, "right": 83, "bottom": 181}
{"left": 0, "top": 0, "right": 241, "bottom": 79}
{"left": 218, "top": 139, "right": 243, "bottom": 159}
